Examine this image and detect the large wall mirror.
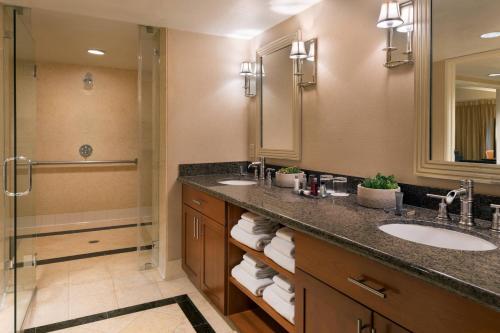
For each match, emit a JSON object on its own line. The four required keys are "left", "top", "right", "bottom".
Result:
{"left": 256, "top": 32, "right": 310, "bottom": 160}
{"left": 416, "top": 0, "right": 500, "bottom": 182}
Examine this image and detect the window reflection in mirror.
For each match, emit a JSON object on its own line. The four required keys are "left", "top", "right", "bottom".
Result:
{"left": 431, "top": 0, "right": 500, "bottom": 165}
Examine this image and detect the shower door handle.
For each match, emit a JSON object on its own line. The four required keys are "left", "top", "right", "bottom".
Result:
{"left": 3, "top": 156, "right": 33, "bottom": 197}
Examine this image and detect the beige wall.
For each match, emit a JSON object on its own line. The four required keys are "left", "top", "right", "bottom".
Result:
{"left": 166, "top": 29, "right": 249, "bottom": 260}
{"left": 249, "top": 0, "right": 500, "bottom": 196}
{"left": 34, "top": 63, "right": 139, "bottom": 216}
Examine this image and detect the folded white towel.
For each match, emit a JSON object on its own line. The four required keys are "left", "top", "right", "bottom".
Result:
{"left": 270, "top": 237, "right": 295, "bottom": 258}
{"left": 264, "top": 244, "right": 295, "bottom": 273}
{"left": 276, "top": 227, "right": 294, "bottom": 242}
{"left": 273, "top": 283, "right": 295, "bottom": 303}
{"left": 241, "top": 212, "right": 268, "bottom": 224}
{"left": 238, "top": 219, "right": 279, "bottom": 235}
{"left": 273, "top": 275, "right": 294, "bottom": 293}
{"left": 263, "top": 284, "right": 295, "bottom": 324}
{"left": 231, "top": 265, "right": 273, "bottom": 296}
{"left": 240, "top": 260, "right": 276, "bottom": 279}
{"left": 231, "top": 224, "right": 273, "bottom": 251}
{"left": 243, "top": 253, "right": 266, "bottom": 268}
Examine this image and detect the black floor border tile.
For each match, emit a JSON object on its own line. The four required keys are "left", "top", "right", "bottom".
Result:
{"left": 22, "top": 294, "right": 214, "bottom": 333}
{"left": 18, "top": 222, "right": 153, "bottom": 239}
{"left": 36, "top": 244, "right": 153, "bottom": 266}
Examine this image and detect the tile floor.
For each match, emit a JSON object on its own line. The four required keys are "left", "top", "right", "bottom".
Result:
{"left": 22, "top": 251, "right": 235, "bottom": 332}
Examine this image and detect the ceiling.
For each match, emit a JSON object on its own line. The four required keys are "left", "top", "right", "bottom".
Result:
{"left": 30, "top": 9, "right": 138, "bottom": 69}
{"left": 2, "top": 0, "right": 322, "bottom": 39}
{"left": 433, "top": 0, "right": 500, "bottom": 61}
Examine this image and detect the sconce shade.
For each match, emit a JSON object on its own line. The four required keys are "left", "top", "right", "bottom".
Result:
{"left": 396, "top": 3, "right": 414, "bottom": 32}
{"left": 307, "top": 41, "right": 315, "bottom": 61}
{"left": 377, "top": 1, "right": 403, "bottom": 29}
{"left": 240, "top": 61, "right": 253, "bottom": 76}
{"left": 290, "top": 40, "right": 307, "bottom": 59}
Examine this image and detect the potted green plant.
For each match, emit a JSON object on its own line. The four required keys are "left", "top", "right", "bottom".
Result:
{"left": 275, "top": 166, "right": 304, "bottom": 188}
{"left": 357, "top": 173, "right": 400, "bottom": 209}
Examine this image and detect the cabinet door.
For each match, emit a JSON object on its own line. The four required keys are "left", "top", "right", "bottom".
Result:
{"left": 296, "top": 269, "right": 372, "bottom": 333}
{"left": 373, "top": 313, "right": 411, "bottom": 333}
{"left": 200, "top": 215, "right": 226, "bottom": 312}
{"left": 182, "top": 204, "right": 202, "bottom": 288}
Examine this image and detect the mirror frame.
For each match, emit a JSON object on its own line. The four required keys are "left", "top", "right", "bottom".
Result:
{"left": 415, "top": 0, "right": 500, "bottom": 183}
{"left": 256, "top": 32, "right": 301, "bottom": 160}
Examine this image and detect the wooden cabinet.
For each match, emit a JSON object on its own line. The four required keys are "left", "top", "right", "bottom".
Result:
{"left": 373, "top": 313, "right": 410, "bottom": 333}
{"left": 182, "top": 185, "right": 227, "bottom": 313}
{"left": 296, "top": 232, "right": 500, "bottom": 333}
{"left": 201, "top": 215, "right": 226, "bottom": 311}
{"left": 182, "top": 204, "right": 202, "bottom": 288}
{"left": 296, "top": 269, "right": 372, "bottom": 333}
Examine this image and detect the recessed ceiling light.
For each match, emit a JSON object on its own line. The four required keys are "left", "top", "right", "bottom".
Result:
{"left": 487, "top": 73, "right": 500, "bottom": 77}
{"left": 87, "top": 49, "right": 105, "bottom": 55}
{"left": 481, "top": 32, "right": 500, "bottom": 39}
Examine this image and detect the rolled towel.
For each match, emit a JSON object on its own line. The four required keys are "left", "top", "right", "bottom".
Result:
{"left": 240, "top": 259, "right": 277, "bottom": 279}
{"left": 276, "top": 227, "right": 294, "bottom": 242}
{"left": 231, "top": 265, "right": 273, "bottom": 296}
{"left": 243, "top": 253, "right": 266, "bottom": 268}
{"left": 238, "top": 219, "right": 279, "bottom": 235}
{"left": 263, "top": 284, "right": 295, "bottom": 324}
{"left": 231, "top": 224, "right": 273, "bottom": 251}
{"left": 270, "top": 237, "right": 295, "bottom": 258}
{"left": 241, "top": 212, "right": 268, "bottom": 224}
{"left": 264, "top": 244, "right": 295, "bottom": 273}
{"left": 273, "top": 282, "right": 295, "bottom": 303}
{"left": 273, "top": 275, "right": 294, "bottom": 293}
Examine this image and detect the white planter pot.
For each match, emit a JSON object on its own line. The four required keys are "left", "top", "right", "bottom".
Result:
{"left": 356, "top": 184, "right": 401, "bottom": 209}
{"left": 275, "top": 172, "right": 304, "bottom": 188}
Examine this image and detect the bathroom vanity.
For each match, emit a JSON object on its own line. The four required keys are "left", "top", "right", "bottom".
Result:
{"left": 179, "top": 175, "right": 500, "bottom": 333}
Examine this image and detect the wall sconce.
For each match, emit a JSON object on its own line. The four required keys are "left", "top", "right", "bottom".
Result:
{"left": 290, "top": 32, "right": 317, "bottom": 87}
{"left": 377, "top": 0, "right": 414, "bottom": 68}
{"left": 240, "top": 61, "right": 256, "bottom": 97}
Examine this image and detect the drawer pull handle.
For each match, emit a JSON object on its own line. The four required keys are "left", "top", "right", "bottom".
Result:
{"left": 357, "top": 319, "right": 369, "bottom": 333}
{"left": 348, "top": 276, "right": 386, "bottom": 299}
{"left": 192, "top": 199, "right": 202, "bottom": 206}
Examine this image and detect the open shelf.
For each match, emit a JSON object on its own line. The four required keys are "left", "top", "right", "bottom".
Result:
{"left": 229, "top": 308, "right": 289, "bottom": 333}
{"left": 229, "top": 276, "right": 295, "bottom": 333}
{"left": 229, "top": 237, "right": 295, "bottom": 281}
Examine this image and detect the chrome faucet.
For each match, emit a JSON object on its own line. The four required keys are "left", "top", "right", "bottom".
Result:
{"left": 428, "top": 179, "right": 475, "bottom": 226}
{"left": 247, "top": 157, "right": 266, "bottom": 180}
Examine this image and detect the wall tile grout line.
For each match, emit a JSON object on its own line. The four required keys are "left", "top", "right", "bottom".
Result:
{"left": 23, "top": 295, "right": 212, "bottom": 333}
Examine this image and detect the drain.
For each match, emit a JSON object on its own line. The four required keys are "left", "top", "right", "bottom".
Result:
{"left": 88, "top": 240, "right": 100, "bottom": 244}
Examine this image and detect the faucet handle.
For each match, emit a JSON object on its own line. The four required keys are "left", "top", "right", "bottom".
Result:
{"left": 427, "top": 194, "right": 452, "bottom": 222}
{"left": 491, "top": 204, "right": 500, "bottom": 233}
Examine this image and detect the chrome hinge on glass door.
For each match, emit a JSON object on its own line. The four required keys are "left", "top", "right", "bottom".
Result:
{"left": 2, "top": 156, "right": 33, "bottom": 196}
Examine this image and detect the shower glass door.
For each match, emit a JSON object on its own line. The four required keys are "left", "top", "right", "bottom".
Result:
{"left": 137, "top": 26, "right": 161, "bottom": 269}
{"left": 2, "top": 7, "right": 37, "bottom": 332}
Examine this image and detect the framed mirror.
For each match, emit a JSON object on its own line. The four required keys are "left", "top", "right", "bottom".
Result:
{"left": 415, "top": 0, "right": 500, "bottom": 183}
{"left": 256, "top": 33, "right": 301, "bottom": 160}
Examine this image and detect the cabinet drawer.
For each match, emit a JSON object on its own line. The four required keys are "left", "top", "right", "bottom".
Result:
{"left": 183, "top": 184, "right": 225, "bottom": 225}
{"left": 296, "top": 232, "right": 500, "bottom": 333}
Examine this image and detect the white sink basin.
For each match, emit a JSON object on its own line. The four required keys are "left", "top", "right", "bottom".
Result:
{"left": 379, "top": 223, "right": 497, "bottom": 251}
{"left": 218, "top": 180, "right": 257, "bottom": 186}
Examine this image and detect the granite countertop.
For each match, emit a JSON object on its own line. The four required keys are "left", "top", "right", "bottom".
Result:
{"left": 178, "top": 174, "right": 500, "bottom": 311}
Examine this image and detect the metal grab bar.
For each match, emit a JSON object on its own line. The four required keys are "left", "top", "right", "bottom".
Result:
{"left": 31, "top": 158, "right": 138, "bottom": 166}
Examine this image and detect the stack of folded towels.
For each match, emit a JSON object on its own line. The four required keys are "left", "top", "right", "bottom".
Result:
{"left": 231, "top": 253, "right": 277, "bottom": 296}
{"left": 264, "top": 227, "right": 295, "bottom": 273}
{"left": 263, "top": 275, "right": 295, "bottom": 324}
{"left": 230, "top": 212, "right": 279, "bottom": 251}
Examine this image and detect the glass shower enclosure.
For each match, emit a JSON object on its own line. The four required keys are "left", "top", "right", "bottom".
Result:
{"left": 1, "top": 6, "right": 37, "bottom": 332}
